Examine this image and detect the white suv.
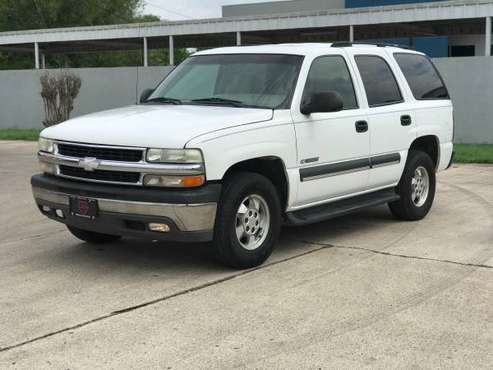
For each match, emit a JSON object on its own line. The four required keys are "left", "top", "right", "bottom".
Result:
{"left": 32, "top": 43, "right": 454, "bottom": 269}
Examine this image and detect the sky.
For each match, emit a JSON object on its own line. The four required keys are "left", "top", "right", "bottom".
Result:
{"left": 142, "top": 0, "right": 273, "bottom": 20}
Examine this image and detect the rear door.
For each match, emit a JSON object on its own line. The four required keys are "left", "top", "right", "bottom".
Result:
{"left": 348, "top": 50, "right": 417, "bottom": 190}
{"left": 291, "top": 53, "right": 370, "bottom": 208}
{"left": 393, "top": 52, "right": 454, "bottom": 171}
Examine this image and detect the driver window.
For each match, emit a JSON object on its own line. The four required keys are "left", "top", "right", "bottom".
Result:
{"left": 302, "top": 56, "right": 358, "bottom": 110}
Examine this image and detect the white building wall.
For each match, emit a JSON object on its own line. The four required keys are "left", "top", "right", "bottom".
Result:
{"left": 448, "top": 34, "right": 488, "bottom": 56}
{"left": 222, "top": 0, "right": 346, "bottom": 18}
{"left": 0, "top": 67, "right": 173, "bottom": 129}
{"left": 0, "top": 59, "right": 492, "bottom": 143}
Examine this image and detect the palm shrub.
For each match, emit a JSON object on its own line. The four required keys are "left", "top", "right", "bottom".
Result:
{"left": 40, "top": 71, "right": 81, "bottom": 127}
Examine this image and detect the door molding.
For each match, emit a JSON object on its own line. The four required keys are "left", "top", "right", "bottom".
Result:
{"left": 300, "top": 153, "right": 401, "bottom": 182}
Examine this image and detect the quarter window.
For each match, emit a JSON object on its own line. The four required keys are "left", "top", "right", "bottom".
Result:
{"left": 355, "top": 55, "right": 403, "bottom": 107}
{"left": 302, "top": 56, "right": 358, "bottom": 110}
{"left": 394, "top": 53, "right": 449, "bottom": 100}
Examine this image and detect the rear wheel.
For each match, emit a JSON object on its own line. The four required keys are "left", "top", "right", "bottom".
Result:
{"left": 67, "top": 226, "right": 122, "bottom": 244}
{"left": 389, "top": 150, "right": 436, "bottom": 221}
{"left": 213, "top": 172, "right": 281, "bottom": 269}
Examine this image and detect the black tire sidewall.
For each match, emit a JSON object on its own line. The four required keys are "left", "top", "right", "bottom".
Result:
{"left": 394, "top": 150, "right": 436, "bottom": 220}
{"left": 214, "top": 172, "right": 281, "bottom": 268}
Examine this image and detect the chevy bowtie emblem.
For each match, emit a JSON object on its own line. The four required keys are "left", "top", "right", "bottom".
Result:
{"left": 79, "top": 157, "right": 100, "bottom": 172}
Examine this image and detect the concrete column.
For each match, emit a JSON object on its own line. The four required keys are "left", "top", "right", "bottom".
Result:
{"left": 34, "top": 42, "right": 40, "bottom": 69}
{"left": 41, "top": 53, "right": 46, "bottom": 69}
{"left": 143, "top": 37, "right": 148, "bottom": 67}
{"left": 169, "top": 35, "right": 175, "bottom": 66}
{"left": 349, "top": 25, "right": 354, "bottom": 42}
{"left": 486, "top": 17, "right": 492, "bottom": 57}
{"left": 236, "top": 31, "right": 242, "bottom": 46}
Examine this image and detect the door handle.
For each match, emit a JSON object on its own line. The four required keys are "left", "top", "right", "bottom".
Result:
{"left": 401, "top": 115, "right": 412, "bottom": 126}
{"left": 355, "top": 120, "right": 368, "bottom": 133}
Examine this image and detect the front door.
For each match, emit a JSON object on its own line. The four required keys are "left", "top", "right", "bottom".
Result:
{"left": 291, "top": 54, "right": 370, "bottom": 208}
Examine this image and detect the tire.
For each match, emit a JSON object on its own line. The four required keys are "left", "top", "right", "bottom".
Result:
{"left": 67, "top": 226, "right": 122, "bottom": 244}
{"left": 213, "top": 172, "right": 281, "bottom": 269}
{"left": 389, "top": 150, "right": 436, "bottom": 221}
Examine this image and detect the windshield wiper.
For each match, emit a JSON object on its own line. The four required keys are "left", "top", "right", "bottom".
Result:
{"left": 191, "top": 97, "right": 246, "bottom": 107}
{"left": 144, "top": 97, "right": 182, "bottom": 105}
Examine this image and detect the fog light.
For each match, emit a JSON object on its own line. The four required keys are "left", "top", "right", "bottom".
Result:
{"left": 39, "top": 161, "right": 56, "bottom": 174}
{"left": 149, "top": 223, "right": 170, "bottom": 233}
{"left": 42, "top": 205, "right": 52, "bottom": 212}
{"left": 55, "top": 209, "right": 65, "bottom": 218}
{"left": 143, "top": 175, "right": 205, "bottom": 188}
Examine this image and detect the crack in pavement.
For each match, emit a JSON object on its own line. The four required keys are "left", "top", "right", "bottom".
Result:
{"left": 0, "top": 229, "right": 66, "bottom": 248}
{"left": 2, "top": 236, "right": 491, "bottom": 354}
{"left": 300, "top": 240, "right": 493, "bottom": 270}
{"left": 0, "top": 245, "right": 328, "bottom": 354}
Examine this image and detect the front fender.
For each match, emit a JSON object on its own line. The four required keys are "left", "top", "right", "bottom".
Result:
{"left": 186, "top": 111, "right": 297, "bottom": 181}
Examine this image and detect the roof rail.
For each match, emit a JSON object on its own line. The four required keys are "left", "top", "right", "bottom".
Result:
{"left": 331, "top": 42, "right": 412, "bottom": 50}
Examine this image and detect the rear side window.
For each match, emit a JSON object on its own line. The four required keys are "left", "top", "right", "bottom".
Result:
{"left": 394, "top": 53, "right": 449, "bottom": 100}
{"left": 303, "top": 56, "right": 358, "bottom": 110}
{"left": 355, "top": 55, "right": 403, "bottom": 107}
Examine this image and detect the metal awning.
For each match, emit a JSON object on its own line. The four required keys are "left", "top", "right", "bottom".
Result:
{"left": 0, "top": 0, "right": 491, "bottom": 45}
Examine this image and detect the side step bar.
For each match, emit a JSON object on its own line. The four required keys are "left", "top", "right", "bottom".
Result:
{"left": 285, "top": 188, "right": 400, "bottom": 226}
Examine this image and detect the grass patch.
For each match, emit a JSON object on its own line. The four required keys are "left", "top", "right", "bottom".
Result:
{"left": 0, "top": 128, "right": 41, "bottom": 141}
{"left": 454, "top": 144, "right": 493, "bottom": 164}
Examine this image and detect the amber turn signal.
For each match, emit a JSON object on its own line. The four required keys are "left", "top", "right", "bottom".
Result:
{"left": 143, "top": 174, "right": 205, "bottom": 188}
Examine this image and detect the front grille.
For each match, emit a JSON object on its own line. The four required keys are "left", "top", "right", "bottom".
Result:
{"left": 58, "top": 144, "right": 143, "bottom": 162}
{"left": 60, "top": 165, "right": 141, "bottom": 184}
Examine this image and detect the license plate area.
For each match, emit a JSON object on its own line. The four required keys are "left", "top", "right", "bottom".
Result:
{"left": 69, "top": 196, "right": 98, "bottom": 219}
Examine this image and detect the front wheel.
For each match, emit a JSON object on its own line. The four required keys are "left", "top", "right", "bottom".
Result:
{"left": 389, "top": 150, "right": 436, "bottom": 221}
{"left": 213, "top": 172, "right": 281, "bottom": 269}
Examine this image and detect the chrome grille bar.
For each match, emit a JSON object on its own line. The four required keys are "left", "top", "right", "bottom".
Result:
{"left": 39, "top": 152, "right": 204, "bottom": 176}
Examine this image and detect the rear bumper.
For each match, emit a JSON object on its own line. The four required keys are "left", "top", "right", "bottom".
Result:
{"left": 31, "top": 174, "right": 221, "bottom": 242}
{"left": 446, "top": 151, "right": 455, "bottom": 170}
{"left": 438, "top": 142, "right": 454, "bottom": 172}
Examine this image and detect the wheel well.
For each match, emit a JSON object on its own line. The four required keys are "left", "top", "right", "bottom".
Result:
{"left": 223, "top": 157, "right": 289, "bottom": 209}
{"left": 410, "top": 136, "right": 439, "bottom": 169}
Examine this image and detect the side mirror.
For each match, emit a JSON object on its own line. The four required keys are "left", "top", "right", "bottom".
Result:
{"left": 139, "top": 88, "right": 154, "bottom": 104}
{"left": 300, "top": 91, "right": 344, "bottom": 115}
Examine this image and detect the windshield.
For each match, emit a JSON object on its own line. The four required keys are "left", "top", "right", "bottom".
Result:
{"left": 148, "top": 54, "right": 304, "bottom": 109}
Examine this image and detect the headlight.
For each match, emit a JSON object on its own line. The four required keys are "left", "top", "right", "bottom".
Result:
{"left": 38, "top": 137, "right": 54, "bottom": 153}
{"left": 146, "top": 148, "right": 203, "bottom": 163}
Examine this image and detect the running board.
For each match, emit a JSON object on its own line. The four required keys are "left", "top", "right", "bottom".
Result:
{"left": 285, "top": 188, "right": 399, "bottom": 226}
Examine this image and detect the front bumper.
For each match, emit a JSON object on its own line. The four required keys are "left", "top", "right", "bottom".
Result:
{"left": 31, "top": 174, "right": 221, "bottom": 242}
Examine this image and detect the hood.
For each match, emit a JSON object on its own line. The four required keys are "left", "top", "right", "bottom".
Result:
{"left": 42, "top": 104, "right": 274, "bottom": 148}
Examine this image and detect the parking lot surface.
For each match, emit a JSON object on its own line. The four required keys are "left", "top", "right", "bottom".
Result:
{"left": 0, "top": 141, "right": 492, "bottom": 369}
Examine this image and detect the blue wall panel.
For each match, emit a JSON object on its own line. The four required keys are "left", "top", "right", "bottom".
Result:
{"left": 414, "top": 36, "right": 449, "bottom": 58}
{"left": 346, "top": 0, "right": 447, "bottom": 8}
{"left": 362, "top": 38, "right": 411, "bottom": 48}
{"left": 357, "top": 37, "right": 449, "bottom": 58}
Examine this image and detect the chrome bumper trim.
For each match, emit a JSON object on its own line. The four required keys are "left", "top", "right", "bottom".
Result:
{"left": 38, "top": 152, "right": 205, "bottom": 176}
{"left": 32, "top": 187, "right": 217, "bottom": 232}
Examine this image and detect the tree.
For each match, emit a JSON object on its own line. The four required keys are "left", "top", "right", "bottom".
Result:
{"left": 0, "top": 0, "right": 188, "bottom": 69}
{"left": 0, "top": 0, "right": 144, "bottom": 31}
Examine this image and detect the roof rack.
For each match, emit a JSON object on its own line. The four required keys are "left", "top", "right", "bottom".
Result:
{"left": 331, "top": 42, "right": 412, "bottom": 50}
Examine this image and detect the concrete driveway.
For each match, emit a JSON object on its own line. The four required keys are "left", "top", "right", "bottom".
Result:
{"left": 0, "top": 141, "right": 492, "bottom": 369}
